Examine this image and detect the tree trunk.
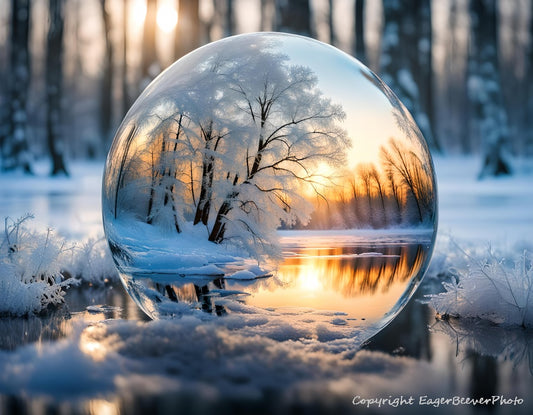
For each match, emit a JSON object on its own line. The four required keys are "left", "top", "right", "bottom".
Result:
{"left": 328, "top": 0, "right": 336, "bottom": 46}
{"left": 1, "top": 0, "right": 32, "bottom": 173}
{"left": 226, "top": 0, "right": 235, "bottom": 36}
{"left": 140, "top": 0, "right": 159, "bottom": 90}
{"left": 208, "top": 197, "right": 234, "bottom": 243}
{"left": 468, "top": 0, "right": 511, "bottom": 178}
{"left": 194, "top": 122, "right": 216, "bottom": 226}
{"left": 381, "top": 0, "right": 440, "bottom": 152}
{"left": 193, "top": 154, "right": 215, "bottom": 226}
{"left": 260, "top": 0, "right": 273, "bottom": 31}
{"left": 100, "top": 0, "right": 114, "bottom": 149}
{"left": 174, "top": 0, "right": 200, "bottom": 60}
{"left": 276, "top": 0, "right": 311, "bottom": 36}
{"left": 46, "top": 0, "right": 68, "bottom": 176}
{"left": 354, "top": 0, "right": 366, "bottom": 63}
{"left": 122, "top": 0, "right": 131, "bottom": 115}
{"left": 416, "top": 0, "right": 439, "bottom": 152}
{"left": 526, "top": 0, "right": 533, "bottom": 155}
{"left": 445, "top": 0, "right": 470, "bottom": 154}
{"left": 208, "top": 173, "right": 239, "bottom": 243}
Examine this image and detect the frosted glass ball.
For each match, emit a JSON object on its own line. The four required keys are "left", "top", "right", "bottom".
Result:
{"left": 102, "top": 33, "right": 437, "bottom": 340}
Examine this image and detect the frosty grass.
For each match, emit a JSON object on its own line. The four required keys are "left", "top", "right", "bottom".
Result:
{"left": 0, "top": 215, "right": 117, "bottom": 316}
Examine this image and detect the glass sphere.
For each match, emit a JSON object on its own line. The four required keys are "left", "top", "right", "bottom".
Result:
{"left": 102, "top": 33, "right": 437, "bottom": 338}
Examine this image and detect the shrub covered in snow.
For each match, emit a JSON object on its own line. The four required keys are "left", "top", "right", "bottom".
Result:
{"left": 64, "top": 237, "right": 118, "bottom": 286}
{"left": 0, "top": 215, "right": 79, "bottom": 316}
{"left": 426, "top": 245, "right": 533, "bottom": 328}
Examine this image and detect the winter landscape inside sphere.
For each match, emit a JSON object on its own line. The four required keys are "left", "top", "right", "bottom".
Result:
{"left": 102, "top": 33, "right": 437, "bottom": 339}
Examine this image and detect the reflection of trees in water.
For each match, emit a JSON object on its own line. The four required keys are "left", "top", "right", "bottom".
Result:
{"left": 469, "top": 352, "right": 498, "bottom": 401}
{"left": 0, "top": 311, "right": 69, "bottom": 351}
{"left": 152, "top": 244, "right": 429, "bottom": 313}
{"left": 153, "top": 278, "right": 228, "bottom": 316}
{"left": 280, "top": 244, "right": 427, "bottom": 297}
{"left": 0, "top": 285, "right": 144, "bottom": 350}
{"left": 307, "top": 138, "right": 436, "bottom": 229}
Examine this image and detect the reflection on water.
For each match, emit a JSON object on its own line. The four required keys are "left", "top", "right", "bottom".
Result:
{"left": 86, "top": 399, "right": 120, "bottom": 415}
{"left": 0, "top": 285, "right": 147, "bottom": 351}
{"left": 128, "top": 231, "right": 432, "bottom": 332}
{"left": 430, "top": 316, "right": 533, "bottom": 375}
{"left": 2, "top": 282, "right": 532, "bottom": 415}
{"left": 236, "top": 243, "right": 427, "bottom": 326}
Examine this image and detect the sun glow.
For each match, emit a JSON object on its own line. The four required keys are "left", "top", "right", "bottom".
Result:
{"left": 80, "top": 325, "right": 109, "bottom": 362}
{"left": 88, "top": 399, "right": 120, "bottom": 415}
{"left": 299, "top": 265, "right": 324, "bottom": 293}
{"left": 131, "top": 0, "right": 147, "bottom": 27}
{"left": 157, "top": 2, "right": 178, "bottom": 33}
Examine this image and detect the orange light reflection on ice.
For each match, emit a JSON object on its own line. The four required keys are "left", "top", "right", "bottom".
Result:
{"left": 247, "top": 244, "right": 427, "bottom": 323}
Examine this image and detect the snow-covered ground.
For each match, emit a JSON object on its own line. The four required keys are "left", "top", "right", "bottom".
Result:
{"left": 1, "top": 156, "right": 533, "bottom": 414}
{"left": 434, "top": 156, "right": 533, "bottom": 243}
{"left": 0, "top": 161, "right": 104, "bottom": 239}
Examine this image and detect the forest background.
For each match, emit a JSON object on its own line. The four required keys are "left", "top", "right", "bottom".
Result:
{"left": 0, "top": 0, "right": 531, "bottom": 178}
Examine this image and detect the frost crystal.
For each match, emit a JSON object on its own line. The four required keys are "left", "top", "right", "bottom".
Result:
{"left": 427, "top": 248, "right": 533, "bottom": 328}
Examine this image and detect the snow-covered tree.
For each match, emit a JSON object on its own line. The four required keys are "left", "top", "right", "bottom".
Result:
{"left": 107, "top": 36, "right": 349, "bottom": 259}
{"left": 204, "top": 46, "right": 348, "bottom": 250}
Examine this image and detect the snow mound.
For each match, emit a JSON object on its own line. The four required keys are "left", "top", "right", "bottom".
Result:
{"left": 224, "top": 267, "right": 271, "bottom": 280}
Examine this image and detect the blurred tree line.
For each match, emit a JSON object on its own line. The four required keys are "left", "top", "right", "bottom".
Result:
{"left": 0, "top": 0, "right": 531, "bottom": 177}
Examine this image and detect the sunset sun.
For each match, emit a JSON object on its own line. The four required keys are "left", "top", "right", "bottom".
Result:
{"left": 156, "top": 2, "right": 178, "bottom": 33}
